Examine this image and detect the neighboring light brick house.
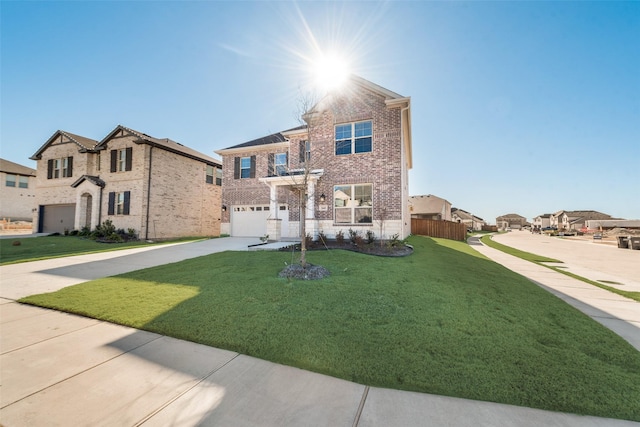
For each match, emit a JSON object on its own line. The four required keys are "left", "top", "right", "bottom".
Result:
{"left": 29, "top": 125, "right": 222, "bottom": 239}
{"left": 215, "top": 75, "right": 412, "bottom": 240}
{"left": 409, "top": 194, "right": 452, "bottom": 221}
{"left": 0, "top": 158, "right": 37, "bottom": 221}
{"left": 451, "top": 208, "right": 485, "bottom": 231}
{"left": 496, "top": 213, "right": 528, "bottom": 230}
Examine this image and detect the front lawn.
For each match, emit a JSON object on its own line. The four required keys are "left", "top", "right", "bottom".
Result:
{"left": 20, "top": 236, "right": 640, "bottom": 421}
{"left": 0, "top": 235, "right": 205, "bottom": 265}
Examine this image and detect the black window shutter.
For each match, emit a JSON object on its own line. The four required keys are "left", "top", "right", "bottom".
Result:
{"left": 285, "top": 152, "right": 289, "bottom": 168}
{"left": 250, "top": 156, "right": 256, "bottom": 178}
{"left": 123, "top": 191, "right": 130, "bottom": 215}
{"left": 125, "top": 147, "right": 133, "bottom": 171}
{"left": 47, "top": 159, "right": 53, "bottom": 179}
{"left": 108, "top": 192, "right": 115, "bottom": 215}
{"left": 110, "top": 150, "right": 117, "bottom": 172}
{"left": 234, "top": 157, "right": 240, "bottom": 179}
{"left": 267, "top": 153, "right": 274, "bottom": 177}
{"left": 67, "top": 157, "right": 73, "bottom": 177}
{"left": 299, "top": 140, "right": 305, "bottom": 162}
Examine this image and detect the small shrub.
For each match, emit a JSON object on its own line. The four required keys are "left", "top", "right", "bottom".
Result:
{"left": 95, "top": 220, "right": 116, "bottom": 238}
{"left": 354, "top": 235, "right": 364, "bottom": 246}
{"left": 107, "top": 233, "right": 124, "bottom": 243}
{"left": 79, "top": 226, "right": 91, "bottom": 236}
{"left": 69, "top": 229, "right": 79, "bottom": 236}
{"left": 335, "top": 230, "right": 345, "bottom": 244}
{"left": 365, "top": 230, "right": 376, "bottom": 244}
{"left": 12, "top": 240, "right": 21, "bottom": 246}
{"left": 127, "top": 228, "right": 137, "bottom": 237}
{"left": 64, "top": 228, "right": 70, "bottom": 236}
{"left": 305, "top": 233, "right": 313, "bottom": 247}
{"left": 317, "top": 230, "right": 327, "bottom": 243}
{"left": 348, "top": 228, "right": 360, "bottom": 244}
{"left": 388, "top": 233, "right": 402, "bottom": 248}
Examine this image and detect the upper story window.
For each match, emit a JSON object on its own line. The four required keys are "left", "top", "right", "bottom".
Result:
{"left": 206, "top": 165, "right": 222, "bottom": 185}
{"left": 47, "top": 157, "right": 73, "bottom": 179}
{"left": 240, "top": 157, "right": 251, "bottom": 178}
{"left": 19, "top": 176, "right": 29, "bottom": 188}
{"left": 334, "top": 184, "right": 373, "bottom": 224}
{"left": 5, "top": 174, "right": 16, "bottom": 187}
{"left": 299, "top": 140, "right": 311, "bottom": 162}
{"left": 268, "top": 153, "right": 288, "bottom": 177}
{"left": 110, "top": 148, "right": 132, "bottom": 172}
{"left": 234, "top": 156, "right": 255, "bottom": 179}
{"left": 335, "top": 120, "right": 372, "bottom": 155}
{"left": 96, "top": 151, "right": 101, "bottom": 171}
{"left": 275, "top": 153, "right": 287, "bottom": 175}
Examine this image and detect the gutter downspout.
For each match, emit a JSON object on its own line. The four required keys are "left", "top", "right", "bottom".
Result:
{"left": 145, "top": 144, "right": 154, "bottom": 240}
{"left": 401, "top": 104, "right": 411, "bottom": 238}
{"left": 98, "top": 186, "right": 103, "bottom": 226}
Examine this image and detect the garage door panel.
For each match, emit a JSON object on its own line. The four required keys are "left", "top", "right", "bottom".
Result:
{"left": 41, "top": 204, "right": 76, "bottom": 234}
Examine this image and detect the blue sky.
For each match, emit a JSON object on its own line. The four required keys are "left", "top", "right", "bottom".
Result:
{"left": 2, "top": 1, "right": 638, "bottom": 223}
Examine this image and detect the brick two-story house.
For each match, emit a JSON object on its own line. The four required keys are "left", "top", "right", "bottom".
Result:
{"left": 215, "top": 75, "right": 412, "bottom": 240}
{"left": 30, "top": 125, "right": 222, "bottom": 239}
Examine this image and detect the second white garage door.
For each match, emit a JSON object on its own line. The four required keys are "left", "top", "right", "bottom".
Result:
{"left": 231, "top": 205, "right": 289, "bottom": 237}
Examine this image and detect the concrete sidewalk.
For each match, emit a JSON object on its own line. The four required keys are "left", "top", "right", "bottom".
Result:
{"left": 2, "top": 301, "right": 637, "bottom": 426}
{"left": 1, "top": 237, "right": 639, "bottom": 426}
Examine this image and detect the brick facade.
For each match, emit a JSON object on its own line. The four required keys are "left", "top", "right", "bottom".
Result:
{"left": 217, "top": 76, "right": 412, "bottom": 240}
{"left": 30, "top": 126, "right": 221, "bottom": 239}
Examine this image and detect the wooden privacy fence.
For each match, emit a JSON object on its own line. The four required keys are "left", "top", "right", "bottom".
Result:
{"left": 411, "top": 218, "right": 467, "bottom": 241}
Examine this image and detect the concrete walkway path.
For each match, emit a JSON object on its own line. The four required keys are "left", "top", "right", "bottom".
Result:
{"left": 1, "top": 237, "right": 639, "bottom": 426}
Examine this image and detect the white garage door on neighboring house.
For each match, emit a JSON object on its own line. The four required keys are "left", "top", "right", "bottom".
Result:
{"left": 39, "top": 204, "right": 76, "bottom": 234}
{"left": 231, "top": 205, "right": 289, "bottom": 238}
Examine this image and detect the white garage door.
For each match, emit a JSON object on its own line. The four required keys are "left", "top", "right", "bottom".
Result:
{"left": 231, "top": 205, "right": 289, "bottom": 237}
{"left": 40, "top": 204, "right": 76, "bottom": 234}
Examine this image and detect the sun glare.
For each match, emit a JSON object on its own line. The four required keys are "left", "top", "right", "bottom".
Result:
{"left": 312, "top": 52, "right": 351, "bottom": 92}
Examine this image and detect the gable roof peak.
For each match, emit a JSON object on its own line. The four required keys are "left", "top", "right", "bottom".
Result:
{"left": 30, "top": 130, "right": 99, "bottom": 160}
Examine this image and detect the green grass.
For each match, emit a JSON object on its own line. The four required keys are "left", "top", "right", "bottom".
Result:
{"left": 480, "top": 235, "right": 640, "bottom": 302}
{"left": 20, "top": 236, "right": 640, "bottom": 421}
{"left": 0, "top": 235, "right": 206, "bottom": 265}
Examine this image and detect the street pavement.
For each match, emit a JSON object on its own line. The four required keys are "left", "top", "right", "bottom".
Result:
{"left": 1, "top": 236, "right": 639, "bottom": 426}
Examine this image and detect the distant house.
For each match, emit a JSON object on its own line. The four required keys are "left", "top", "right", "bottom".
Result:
{"left": 558, "top": 210, "right": 612, "bottom": 231}
{"left": 496, "top": 213, "right": 527, "bottom": 230}
{"left": 452, "top": 208, "right": 485, "bottom": 231}
{"left": 533, "top": 213, "right": 552, "bottom": 229}
{"left": 30, "top": 125, "right": 222, "bottom": 238}
{"left": 409, "top": 195, "right": 452, "bottom": 221}
{"left": 0, "top": 158, "right": 37, "bottom": 221}
{"left": 215, "top": 75, "right": 412, "bottom": 240}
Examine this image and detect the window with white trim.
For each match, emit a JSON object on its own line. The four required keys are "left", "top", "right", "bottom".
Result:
{"left": 18, "top": 176, "right": 29, "bottom": 188}
{"left": 275, "top": 153, "right": 287, "bottom": 176}
{"left": 240, "top": 157, "right": 251, "bottom": 178}
{"left": 335, "top": 120, "right": 372, "bottom": 155}
{"left": 118, "top": 149, "right": 127, "bottom": 172}
{"left": 334, "top": 184, "right": 372, "bottom": 224}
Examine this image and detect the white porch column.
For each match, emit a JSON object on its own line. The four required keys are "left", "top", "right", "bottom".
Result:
{"left": 306, "top": 179, "right": 315, "bottom": 219}
{"left": 269, "top": 183, "right": 278, "bottom": 218}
